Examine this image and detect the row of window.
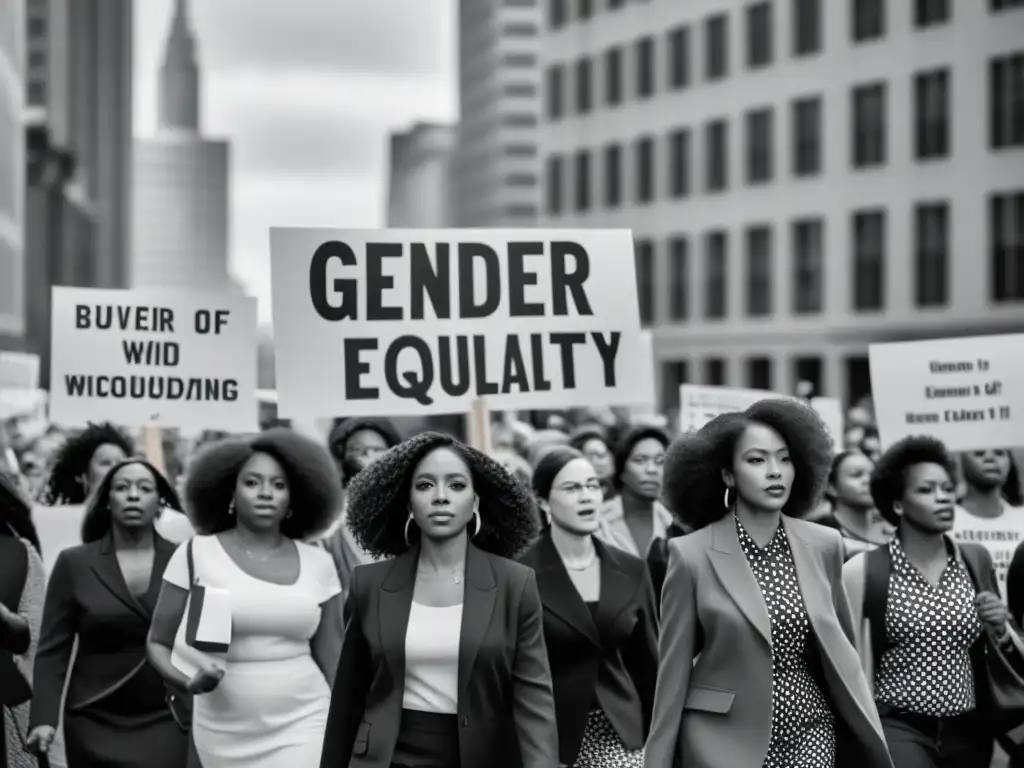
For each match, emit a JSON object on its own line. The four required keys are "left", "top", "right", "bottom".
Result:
{"left": 628, "top": 192, "right": 1024, "bottom": 328}
{"left": 545, "top": 55, "right": 1024, "bottom": 213}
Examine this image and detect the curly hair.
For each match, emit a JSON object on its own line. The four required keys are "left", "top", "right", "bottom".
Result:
{"left": 43, "top": 423, "right": 135, "bottom": 505}
{"left": 346, "top": 432, "right": 539, "bottom": 560}
{"left": 662, "top": 398, "right": 833, "bottom": 531}
{"left": 81, "top": 459, "right": 181, "bottom": 544}
{"left": 871, "top": 436, "right": 957, "bottom": 526}
{"left": 612, "top": 425, "right": 670, "bottom": 490}
{"left": 183, "top": 427, "right": 343, "bottom": 540}
{"left": 327, "top": 417, "right": 401, "bottom": 461}
{"left": 1, "top": 472, "right": 41, "bottom": 552}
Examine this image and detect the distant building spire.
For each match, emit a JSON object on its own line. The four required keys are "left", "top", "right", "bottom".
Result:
{"left": 158, "top": 0, "right": 200, "bottom": 131}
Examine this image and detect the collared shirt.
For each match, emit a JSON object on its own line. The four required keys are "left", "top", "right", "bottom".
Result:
{"left": 596, "top": 495, "right": 674, "bottom": 558}
{"left": 874, "top": 537, "right": 982, "bottom": 716}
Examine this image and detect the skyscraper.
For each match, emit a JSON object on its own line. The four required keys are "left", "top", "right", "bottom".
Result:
{"left": 132, "top": 0, "right": 231, "bottom": 290}
{"left": 387, "top": 122, "right": 454, "bottom": 227}
{"left": 0, "top": 1, "right": 25, "bottom": 350}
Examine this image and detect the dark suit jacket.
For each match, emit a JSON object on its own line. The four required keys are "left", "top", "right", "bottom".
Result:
{"left": 29, "top": 532, "right": 177, "bottom": 728}
{"left": 644, "top": 515, "right": 893, "bottom": 768}
{"left": 518, "top": 533, "right": 658, "bottom": 764}
{"left": 320, "top": 543, "right": 558, "bottom": 768}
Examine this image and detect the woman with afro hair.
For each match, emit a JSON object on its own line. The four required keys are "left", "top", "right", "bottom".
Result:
{"left": 319, "top": 432, "right": 558, "bottom": 768}
{"left": 644, "top": 399, "right": 891, "bottom": 768}
{"left": 41, "top": 422, "right": 134, "bottom": 505}
{"left": 146, "top": 428, "right": 345, "bottom": 768}
{"left": 843, "top": 436, "right": 1014, "bottom": 768}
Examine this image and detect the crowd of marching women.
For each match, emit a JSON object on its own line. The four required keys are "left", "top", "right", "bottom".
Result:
{"left": 2, "top": 400, "right": 1024, "bottom": 768}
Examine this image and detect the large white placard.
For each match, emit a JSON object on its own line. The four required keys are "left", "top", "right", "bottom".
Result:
{"left": 869, "top": 333, "right": 1024, "bottom": 451}
{"left": 269, "top": 228, "right": 655, "bottom": 417}
{"left": 49, "top": 287, "right": 258, "bottom": 431}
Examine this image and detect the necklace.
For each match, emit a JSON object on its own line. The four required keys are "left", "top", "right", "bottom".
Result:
{"left": 234, "top": 532, "right": 282, "bottom": 562}
{"left": 564, "top": 551, "right": 598, "bottom": 571}
{"left": 419, "top": 564, "right": 463, "bottom": 585}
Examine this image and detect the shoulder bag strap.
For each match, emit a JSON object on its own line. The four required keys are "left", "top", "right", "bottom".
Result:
{"left": 863, "top": 545, "right": 893, "bottom": 667}
{"left": 186, "top": 539, "right": 195, "bottom": 587}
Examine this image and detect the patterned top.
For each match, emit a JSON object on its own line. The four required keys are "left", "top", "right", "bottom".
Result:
{"left": 737, "top": 517, "right": 835, "bottom": 768}
{"left": 874, "top": 537, "right": 982, "bottom": 716}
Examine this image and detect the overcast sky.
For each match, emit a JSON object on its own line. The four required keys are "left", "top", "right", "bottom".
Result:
{"left": 133, "top": 0, "right": 457, "bottom": 323}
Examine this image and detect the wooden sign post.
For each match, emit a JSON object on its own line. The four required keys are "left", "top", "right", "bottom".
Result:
{"left": 466, "top": 398, "right": 493, "bottom": 454}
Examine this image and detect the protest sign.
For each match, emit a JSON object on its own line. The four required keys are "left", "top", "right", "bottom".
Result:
{"left": 869, "top": 333, "right": 1024, "bottom": 451}
{"left": 0, "top": 351, "right": 40, "bottom": 391}
{"left": 49, "top": 287, "right": 258, "bottom": 431}
{"left": 269, "top": 228, "right": 655, "bottom": 417}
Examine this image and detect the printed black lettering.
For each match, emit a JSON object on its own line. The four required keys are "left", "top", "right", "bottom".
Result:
{"left": 438, "top": 335, "right": 470, "bottom": 396}
{"left": 204, "top": 379, "right": 220, "bottom": 400}
{"left": 309, "top": 240, "right": 358, "bottom": 321}
{"left": 550, "top": 332, "right": 586, "bottom": 388}
{"left": 472, "top": 335, "right": 498, "bottom": 396}
{"left": 96, "top": 375, "right": 110, "bottom": 398}
{"left": 366, "top": 243, "right": 403, "bottom": 321}
{"left": 223, "top": 379, "right": 238, "bottom": 401}
{"left": 135, "top": 307, "right": 150, "bottom": 331}
{"left": 185, "top": 379, "right": 202, "bottom": 400}
{"left": 194, "top": 310, "right": 211, "bottom": 334}
{"left": 65, "top": 374, "right": 87, "bottom": 396}
{"left": 159, "top": 308, "right": 175, "bottom": 332}
{"left": 96, "top": 306, "right": 112, "bottom": 330}
{"left": 530, "top": 334, "right": 551, "bottom": 391}
{"left": 385, "top": 336, "right": 434, "bottom": 405}
{"left": 550, "top": 241, "right": 593, "bottom": 316}
{"left": 591, "top": 332, "right": 621, "bottom": 387}
{"left": 129, "top": 376, "right": 146, "bottom": 399}
{"left": 214, "top": 310, "right": 230, "bottom": 334}
{"left": 507, "top": 242, "right": 545, "bottom": 317}
{"left": 148, "top": 376, "right": 165, "bottom": 399}
{"left": 501, "top": 335, "right": 530, "bottom": 393}
{"left": 458, "top": 243, "right": 500, "bottom": 319}
{"left": 111, "top": 376, "right": 126, "bottom": 398}
{"left": 343, "top": 338, "right": 378, "bottom": 399}
{"left": 410, "top": 243, "right": 451, "bottom": 320}
{"left": 167, "top": 377, "right": 184, "bottom": 400}
{"left": 76, "top": 305, "right": 90, "bottom": 329}
{"left": 123, "top": 340, "right": 145, "bottom": 364}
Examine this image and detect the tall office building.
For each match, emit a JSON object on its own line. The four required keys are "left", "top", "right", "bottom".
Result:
{"left": 0, "top": 1, "right": 25, "bottom": 351}
{"left": 450, "top": 0, "right": 542, "bottom": 226}
{"left": 387, "top": 122, "right": 455, "bottom": 227}
{"left": 538, "top": 0, "right": 1024, "bottom": 413}
{"left": 132, "top": 0, "right": 231, "bottom": 290}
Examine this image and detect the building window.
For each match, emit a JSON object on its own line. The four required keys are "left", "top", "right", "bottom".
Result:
{"left": 661, "top": 361, "right": 688, "bottom": 411}
{"left": 793, "top": 96, "right": 822, "bottom": 176}
{"left": 635, "top": 239, "right": 656, "bottom": 325}
{"left": 792, "top": 218, "right": 824, "bottom": 314}
{"left": 990, "top": 53, "right": 1024, "bottom": 150}
{"left": 27, "top": 82, "right": 46, "bottom": 106}
{"left": 574, "top": 150, "right": 591, "bottom": 213}
{"left": 914, "top": 202, "right": 949, "bottom": 307}
{"left": 605, "top": 47, "right": 623, "bottom": 106}
{"left": 706, "top": 119, "right": 729, "bottom": 192}
{"left": 668, "top": 26, "right": 690, "bottom": 89}
{"left": 990, "top": 191, "right": 1024, "bottom": 302}
{"left": 635, "top": 136, "right": 655, "bottom": 204}
{"left": 550, "top": 0, "right": 567, "bottom": 27}
{"left": 846, "top": 356, "right": 872, "bottom": 408}
{"left": 706, "top": 14, "right": 729, "bottom": 81}
{"left": 636, "top": 36, "right": 655, "bottom": 99}
{"left": 669, "top": 236, "right": 689, "bottom": 320}
{"left": 852, "top": 82, "right": 887, "bottom": 168}
{"left": 705, "top": 231, "right": 728, "bottom": 319}
{"left": 793, "top": 0, "right": 821, "bottom": 56}
{"left": 748, "top": 357, "right": 773, "bottom": 390}
{"left": 747, "top": 2, "right": 773, "bottom": 69}
{"left": 604, "top": 143, "right": 622, "bottom": 208}
{"left": 746, "top": 107, "right": 773, "bottom": 184}
{"left": 705, "top": 358, "right": 727, "bottom": 386}
{"left": 578, "top": 0, "right": 594, "bottom": 19}
{"left": 914, "top": 69, "right": 950, "bottom": 160}
{"left": 546, "top": 155, "right": 563, "bottom": 215}
{"left": 852, "top": 0, "right": 885, "bottom": 42}
{"left": 546, "top": 66, "right": 564, "bottom": 120}
{"left": 794, "top": 357, "right": 823, "bottom": 398}
{"left": 915, "top": 0, "right": 950, "bottom": 27}
{"left": 28, "top": 16, "right": 46, "bottom": 36}
{"left": 575, "top": 58, "right": 592, "bottom": 114}
{"left": 668, "top": 128, "right": 691, "bottom": 198}
{"left": 852, "top": 209, "right": 886, "bottom": 311}
{"left": 746, "top": 226, "right": 773, "bottom": 316}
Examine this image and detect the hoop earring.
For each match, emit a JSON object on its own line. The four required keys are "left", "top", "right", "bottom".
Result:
{"left": 404, "top": 513, "right": 414, "bottom": 547}
{"left": 228, "top": 498, "right": 236, "bottom": 515}
{"left": 471, "top": 509, "right": 481, "bottom": 539}
{"left": 723, "top": 487, "right": 732, "bottom": 511}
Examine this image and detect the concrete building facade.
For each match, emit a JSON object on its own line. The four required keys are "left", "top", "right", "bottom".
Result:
{"left": 0, "top": 0, "right": 25, "bottom": 349}
{"left": 387, "top": 122, "right": 455, "bottom": 227}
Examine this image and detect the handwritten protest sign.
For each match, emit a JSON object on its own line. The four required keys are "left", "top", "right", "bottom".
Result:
{"left": 269, "top": 228, "right": 655, "bottom": 417}
{"left": 869, "top": 333, "right": 1024, "bottom": 451}
{"left": 49, "top": 287, "right": 258, "bottom": 431}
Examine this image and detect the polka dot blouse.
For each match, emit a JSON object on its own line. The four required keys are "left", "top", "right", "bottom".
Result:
{"left": 874, "top": 537, "right": 982, "bottom": 716}
{"left": 737, "top": 517, "right": 836, "bottom": 768}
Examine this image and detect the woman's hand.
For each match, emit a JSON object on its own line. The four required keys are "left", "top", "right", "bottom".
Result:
{"left": 976, "top": 591, "right": 1012, "bottom": 638}
{"left": 187, "top": 665, "right": 225, "bottom": 695}
{"left": 26, "top": 726, "right": 56, "bottom": 755}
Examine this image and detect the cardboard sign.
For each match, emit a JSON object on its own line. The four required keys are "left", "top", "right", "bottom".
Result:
{"left": 869, "top": 333, "right": 1024, "bottom": 451}
{"left": 49, "top": 287, "right": 258, "bottom": 431}
{"left": 269, "top": 228, "right": 655, "bottom": 417}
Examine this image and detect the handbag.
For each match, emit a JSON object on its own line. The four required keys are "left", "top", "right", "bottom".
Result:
{"left": 165, "top": 540, "right": 197, "bottom": 732}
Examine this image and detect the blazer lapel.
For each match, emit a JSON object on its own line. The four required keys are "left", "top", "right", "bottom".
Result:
{"left": 533, "top": 533, "right": 600, "bottom": 647}
{"left": 594, "top": 539, "right": 636, "bottom": 635}
{"left": 143, "top": 535, "right": 176, "bottom": 614}
{"left": 379, "top": 549, "right": 417, "bottom": 686}
{"left": 89, "top": 535, "right": 149, "bottom": 622}
{"left": 707, "top": 516, "right": 772, "bottom": 648}
{"left": 458, "top": 543, "right": 497, "bottom": 695}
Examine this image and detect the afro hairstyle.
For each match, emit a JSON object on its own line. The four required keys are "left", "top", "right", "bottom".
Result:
{"left": 43, "top": 422, "right": 136, "bottom": 505}
{"left": 81, "top": 459, "right": 181, "bottom": 544}
{"left": 345, "top": 431, "right": 539, "bottom": 560}
{"left": 662, "top": 398, "right": 833, "bottom": 531}
{"left": 612, "top": 424, "right": 671, "bottom": 490}
{"left": 870, "top": 435, "right": 957, "bottom": 526}
{"left": 183, "top": 427, "right": 343, "bottom": 540}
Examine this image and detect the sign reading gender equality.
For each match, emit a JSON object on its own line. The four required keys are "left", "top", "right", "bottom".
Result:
{"left": 269, "top": 228, "right": 654, "bottom": 418}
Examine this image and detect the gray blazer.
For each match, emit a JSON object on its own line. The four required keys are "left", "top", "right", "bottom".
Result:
{"left": 644, "top": 514, "right": 893, "bottom": 768}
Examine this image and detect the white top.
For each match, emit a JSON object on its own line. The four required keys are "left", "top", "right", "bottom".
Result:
{"left": 402, "top": 601, "right": 464, "bottom": 714}
{"left": 155, "top": 507, "right": 195, "bottom": 544}
{"left": 950, "top": 501, "right": 1024, "bottom": 599}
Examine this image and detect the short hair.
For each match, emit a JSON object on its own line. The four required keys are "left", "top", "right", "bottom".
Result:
{"left": 81, "top": 459, "right": 181, "bottom": 544}
{"left": 825, "top": 450, "right": 872, "bottom": 499}
{"left": 532, "top": 447, "right": 587, "bottom": 500}
{"left": 44, "top": 423, "right": 135, "bottom": 505}
{"left": 346, "top": 432, "right": 539, "bottom": 560}
{"left": 612, "top": 425, "right": 671, "bottom": 490}
{"left": 870, "top": 436, "right": 957, "bottom": 526}
{"left": 568, "top": 426, "right": 609, "bottom": 454}
{"left": 184, "top": 427, "right": 343, "bottom": 540}
{"left": 0, "top": 472, "right": 41, "bottom": 552}
{"left": 327, "top": 418, "right": 400, "bottom": 460}
{"left": 662, "top": 398, "right": 833, "bottom": 531}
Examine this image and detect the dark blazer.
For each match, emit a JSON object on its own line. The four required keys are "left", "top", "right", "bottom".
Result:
{"left": 320, "top": 543, "right": 558, "bottom": 768}
{"left": 518, "top": 532, "right": 658, "bottom": 764}
{"left": 644, "top": 515, "right": 893, "bottom": 768}
{"left": 29, "top": 532, "right": 177, "bottom": 728}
